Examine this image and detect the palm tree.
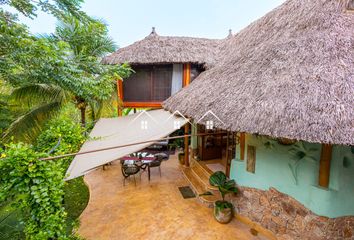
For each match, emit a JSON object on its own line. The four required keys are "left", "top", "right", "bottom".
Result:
{"left": 2, "top": 84, "right": 68, "bottom": 142}
{"left": 1, "top": 14, "right": 131, "bottom": 143}
{"left": 54, "top": 16, "right": 126, "bottom": 126}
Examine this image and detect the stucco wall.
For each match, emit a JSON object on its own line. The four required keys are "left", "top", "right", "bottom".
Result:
{"left": 230, "top": 134, "right": 354, "bottom": 218}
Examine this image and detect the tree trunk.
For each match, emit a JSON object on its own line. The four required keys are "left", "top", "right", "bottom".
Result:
{"left": 80, "top": 106, "right": 86, "bottom": 127}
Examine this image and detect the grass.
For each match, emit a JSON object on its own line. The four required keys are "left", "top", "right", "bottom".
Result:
{"left": 0, "top": 177, "right": 89, "bottom": 239}
{"left": 64, "top": 177, "right": 90, "bottom": 234}
{"left": 0, "top": 203, "right": 25, "bottom": 240}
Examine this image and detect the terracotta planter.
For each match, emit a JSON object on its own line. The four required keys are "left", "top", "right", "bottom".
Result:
{"left": 213, "top": 201, "right": 233, "bottom": 224}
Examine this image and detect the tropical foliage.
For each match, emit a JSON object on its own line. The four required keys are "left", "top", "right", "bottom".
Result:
{"left": 209, "top": 171, "right": 238, "bottom": 203}
{"left": 2, "top": 0, "right": 87, "bottom": 19}
{"left": 0, "top": 9, "right": 131, "bottom": 143}
{"left": 0, "top": 0, "right": 125, "bottom": 238}
{"left": 0, "top": 143, "right": 68, "bottom": 239}
{"left": 0, "top": 114, "right": 88, "bottom": 239}
{"left": 52, "top": 15, "right": 132, "bottom": 125}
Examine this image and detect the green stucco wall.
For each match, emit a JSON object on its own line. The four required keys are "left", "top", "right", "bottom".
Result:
{"left": 191, "top": 124, "right": 198, "bottom": 150}
{"left": 230, "top": 134, "right": 354, "bottom": 218}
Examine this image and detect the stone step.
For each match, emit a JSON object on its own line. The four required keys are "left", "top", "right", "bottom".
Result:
{"left": 182, "top": 167, "right": 219, "bottom": 208}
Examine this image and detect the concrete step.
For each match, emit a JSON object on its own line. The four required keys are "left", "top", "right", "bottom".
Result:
{"left": 190, "top": 161, "right": 218, "bottom": 192}
{"left": 182, "top": 167, "right": 219, "bottom": 208}
{"left": 198, "top": 160, "right": 215, "bottom": 176}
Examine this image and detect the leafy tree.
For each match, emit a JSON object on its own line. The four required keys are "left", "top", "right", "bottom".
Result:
{"left": 53, "top": 16, "right": 132, "bottom": 126}
{"left": 0, "top": 80, "right": 14, "bottom": 137}
{"left": 0, "top": 11, "right": 131, "bottom": 142}
{"left": 0, "top": 11, "right": 81, "bottom": 142}
{"left": 1, "top": 0, "right": 87, "bottom": 20}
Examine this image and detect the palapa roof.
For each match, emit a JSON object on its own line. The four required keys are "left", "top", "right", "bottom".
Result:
{"left": 163, "top": 0, "right": 354, "bottom": 145}
{"left": 102, "top": 27, "right": 226, "bottom": 68}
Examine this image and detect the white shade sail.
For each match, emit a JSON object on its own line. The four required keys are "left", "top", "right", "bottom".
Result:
{"left": 65, "top": 109, "right": 188, "bottom": 180}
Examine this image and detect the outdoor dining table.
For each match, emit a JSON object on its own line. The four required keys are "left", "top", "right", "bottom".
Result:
{"left": 120, "top": 155, "right": 157, "bottom": 181}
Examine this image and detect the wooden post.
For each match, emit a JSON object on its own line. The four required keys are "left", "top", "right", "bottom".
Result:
{"left": 184, "top": 123, "right": 190, "bottom": 167}
{"left": 183, "top": 63, "right": 191, "bottom": 87}
{"left": 225, "top": 132, "right": 230, "bottom": 177}
{"left": 318, "top": 144, "right": 333, "bottom": 188}
{"left": 116, "top": 78, "right": 123, "bottom": 116}
{"left": 183, "top": 63, "right": 191, "bottom": 167}
{"left": 240, "top": 133, "right": 246, "bottom": 160}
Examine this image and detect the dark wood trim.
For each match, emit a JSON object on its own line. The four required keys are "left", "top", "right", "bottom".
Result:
{"left": 123, "top": 102, "right": 162, "bottom": 108}
{"left": 225, "top": 132, "right": 230, "bottom": 177}
{"left": 319, "top": 144, "right": 333, "bottom": 188}
{"left": 240, "top": 133, "right": 246, "bottom": 160}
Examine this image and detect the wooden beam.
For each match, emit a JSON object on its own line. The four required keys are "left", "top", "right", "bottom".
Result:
{"left": 240, "top": 133, "right": 246, "bottom": 160}
{"left": 183, "top": 63, "right": 191, "bottom": 87}
{"left": 117, "top": 79, "right": 123, "bottom": 116}
{"left": 123, "top": 102, "right": 162, "bottom": 108}
{"left": 41, "top": 132, "right": 227, "bottom": 161}
{"left": 318, "top": 144, "right": 333, "bottom": 188}
{"left": 184, "top": 123, "right": 190, "bottom": 167}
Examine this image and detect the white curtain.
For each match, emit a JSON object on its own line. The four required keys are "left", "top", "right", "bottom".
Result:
{"left": 171, "top": 64, "right": 183, "bottom": 95}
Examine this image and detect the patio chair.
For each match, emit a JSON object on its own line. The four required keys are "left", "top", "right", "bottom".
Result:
{"left": 147, "top": 159, "right": 162, "bottom": 180}
{"left": 121, "top": 162, "right": 140, "bottom": 186}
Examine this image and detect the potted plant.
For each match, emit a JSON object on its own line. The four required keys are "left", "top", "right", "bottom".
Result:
{"left": 178, "top": 152, "right": 185, "bottom": 165}
{"left": 209, "top": 171, "right": 238, "bottom": 224}
{"left": 169, "top": 136, "right": 185, "bottom": 165}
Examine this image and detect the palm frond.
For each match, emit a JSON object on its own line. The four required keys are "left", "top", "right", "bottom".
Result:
{"left": 2, "top": 101, "right": 63, "bottom": 143}
{"left": 11, "top": 83, "right": 67, "bottom": 107}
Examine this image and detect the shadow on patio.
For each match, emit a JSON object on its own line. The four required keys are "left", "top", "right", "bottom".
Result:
{"left": 79, "top": 154, "right": 270, "bottom": 240}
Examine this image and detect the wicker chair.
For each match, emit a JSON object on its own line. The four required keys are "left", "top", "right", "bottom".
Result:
{"left": 121, "top": 162, "right": 140, "bottom": 186}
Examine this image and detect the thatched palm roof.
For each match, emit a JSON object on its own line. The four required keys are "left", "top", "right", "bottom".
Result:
{"left": 163, "top": 0, "right": 354, "bottom": 145}
{"left": 102, "top": 28, "right": 226, "bottom": 68}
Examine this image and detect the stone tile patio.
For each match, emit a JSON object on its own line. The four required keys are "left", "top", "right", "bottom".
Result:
{"left": 79, "top": 155, "right": 269, "bottom": 240}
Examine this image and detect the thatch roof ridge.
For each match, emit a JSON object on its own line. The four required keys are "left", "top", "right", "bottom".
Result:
{"left": 163, "top": 0, "right": 354, "bottom": 145}
{"left": 102, "top": 29, "right": 226, "bottom": 68}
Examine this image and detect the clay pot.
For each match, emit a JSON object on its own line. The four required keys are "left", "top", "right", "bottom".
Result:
{"left": 213, "top": 201, "right": 234, "bottom": 224}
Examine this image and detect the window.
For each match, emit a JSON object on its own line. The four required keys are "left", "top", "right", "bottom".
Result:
{"left": 152, "top": 65, "right": 172, "bottom": 101}
{"left": 123, "top": 64, "right": 173, "bottom": 102}
{"left": 190, "top": 64, "right": 204, "bottom": 82}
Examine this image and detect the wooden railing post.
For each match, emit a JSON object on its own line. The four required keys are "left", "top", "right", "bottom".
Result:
{"left": 318, "top": 144, "right": 333, "bottom": 188}
{"left": 184, "top": 123, "right": 190, "bottom": 167}
{"left": 116, "top": 78, "right": 123, "bottom": 116}
{"left": 182, "top": 63, "right": 191, "bottom": 167}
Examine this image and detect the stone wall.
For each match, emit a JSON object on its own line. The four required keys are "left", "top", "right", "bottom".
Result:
{"left": 230, "top": 187, "right": 354, "bottom": 240}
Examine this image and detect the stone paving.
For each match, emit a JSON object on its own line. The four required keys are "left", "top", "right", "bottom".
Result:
{"left": 79, "top": 155, "right": 269, "bottom": 240}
